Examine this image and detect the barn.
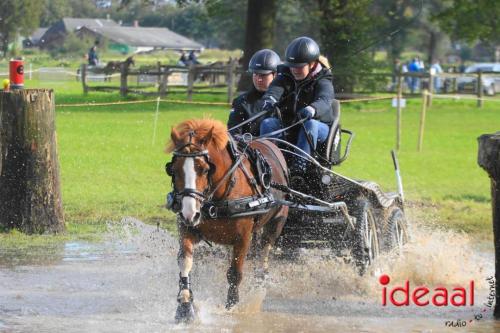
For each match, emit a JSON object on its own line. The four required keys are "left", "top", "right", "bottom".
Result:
{"left": 38, "top": 18, "right": 203, "bottom": 53}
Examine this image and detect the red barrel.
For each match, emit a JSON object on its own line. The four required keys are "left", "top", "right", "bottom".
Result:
{"left": 9, "top": 59, "right": 24, "bottom": 89}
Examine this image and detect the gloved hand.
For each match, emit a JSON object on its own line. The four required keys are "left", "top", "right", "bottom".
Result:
{"left": 298, "top": 106, "right": 315, "bottom": 120}
{"left": 261, "top": 98, "right": 276, "bottom": 114}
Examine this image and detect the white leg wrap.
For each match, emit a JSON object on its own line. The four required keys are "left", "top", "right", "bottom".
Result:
{"left": 179, "top": 255, "right": 193, "bottom": 278}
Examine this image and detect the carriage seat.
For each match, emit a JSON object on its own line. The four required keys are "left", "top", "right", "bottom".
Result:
{"left": 317, "top": 99, "right": 341, "bottom": 165}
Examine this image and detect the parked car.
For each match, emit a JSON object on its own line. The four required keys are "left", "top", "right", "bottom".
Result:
{"left": 457, "top": 63, "right": 500, "bottom": 95}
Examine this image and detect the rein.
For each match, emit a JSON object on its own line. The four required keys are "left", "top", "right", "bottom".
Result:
{"left": 256, "top": 117, "right": 307, "bottom": 139}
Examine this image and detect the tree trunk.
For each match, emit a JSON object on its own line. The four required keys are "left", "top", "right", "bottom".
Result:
{"left": 236, "top": 0, "right": 277, "bottom": 92}
{"left": 0, "top": 89, "right": 65, "bottom": 234}
{"left": 477, "top": 132, "right": 500, "bottom": 319}
{"left": 427, "top": 30, "right": 437, "bottom": 65}
{"left": 427, "top": 29, "right": 446, "bottom": 66}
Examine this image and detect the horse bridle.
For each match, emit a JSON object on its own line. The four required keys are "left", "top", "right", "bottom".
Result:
{"left": 166, "top": 131, "right": 278, "bottom": 225}
{"left": 165, "top": 132, "right": 217, "bottom": 214}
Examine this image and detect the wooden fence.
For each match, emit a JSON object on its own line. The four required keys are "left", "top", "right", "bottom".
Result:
{"left": 334, "top": 70, "right": 500, "bottom": 100}
{"left": 80, "top": 62, "right": 500, "bottom": 105}
{"left": 80, "top": 59, "right": 242, "bottom": 103}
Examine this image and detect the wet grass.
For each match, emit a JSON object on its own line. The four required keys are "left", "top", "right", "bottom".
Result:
{"left": 1, "top": 78, "right": 498, "bottom": 243}
{"left": 0, "top": 221, "right": 105, "bottom": 250}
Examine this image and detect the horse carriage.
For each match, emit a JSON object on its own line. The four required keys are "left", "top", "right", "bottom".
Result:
{"left": 267, "top": 100, "right": 409, "bottom": 274}
{"left": 165, "top": 100, "right": 409, "bottom": 322}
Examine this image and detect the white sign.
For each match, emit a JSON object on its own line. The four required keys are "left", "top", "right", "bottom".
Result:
{"left": 392, "top": 98, "right": 406, "bottom": 108}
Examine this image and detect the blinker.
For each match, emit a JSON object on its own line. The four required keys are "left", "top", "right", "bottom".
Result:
{"left": 165, "top": 162, "right": 174, "bottom": 176}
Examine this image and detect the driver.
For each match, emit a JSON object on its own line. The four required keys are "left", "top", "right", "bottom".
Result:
{"left": 258, "top": 37, "right": 335, "bottom": 175}
{"left": 227, "top": 49, "right": 280, "bottom": 137}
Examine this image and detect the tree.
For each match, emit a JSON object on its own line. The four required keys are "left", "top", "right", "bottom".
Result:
{"left": 237, "top": 0, "right": 278, "bottom": 91}
{"left": 205, "top": 0, "right": 246, "bottom": 49}
{"left": 434, "top": 0, "right": 500, "bottom": 61}
{"left": 116, "top": 0, "right": 245, "bottom": 49}
{"left": 67, "top": 0, "right": 103, "bottom": 19}
{"left": 418, "top": 0, "right": 448, "bottom": 64}
{"left": 373, "top": 0, "right": 416, "bottom": 64}
{"left": 274, "top": 0, "right": 320, "bottom": 53}
{"left": 40, "top": 0, "right": 72, "bottom": 27}
{"left": 316, "top": 0, "right": 378, "bottom": 93}
{"left": 0, "top": 0, "right": 43, "bottom": 57}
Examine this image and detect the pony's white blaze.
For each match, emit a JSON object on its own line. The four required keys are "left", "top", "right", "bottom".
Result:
{"left": 181, "top": 158, "right": 198, "bottom": 222}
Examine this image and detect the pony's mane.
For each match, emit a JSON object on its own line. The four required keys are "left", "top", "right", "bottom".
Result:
{"left": 166, "top": 118, "right": 229, "bottom": 153}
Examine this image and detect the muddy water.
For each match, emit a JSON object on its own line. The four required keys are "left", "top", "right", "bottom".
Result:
{"left": 1, "top": 217, "right": 499, "bottom": 333}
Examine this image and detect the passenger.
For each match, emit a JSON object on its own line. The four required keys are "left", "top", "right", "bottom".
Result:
{"left": 258, "top": 37, "right": 335, "bottom": 175}
{"left": 227, "top": 49, "right": 280, "bottom": 137}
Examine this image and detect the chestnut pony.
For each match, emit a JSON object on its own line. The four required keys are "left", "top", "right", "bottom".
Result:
{"left": 165, "top": 119, "right": 288, "bottom": 323}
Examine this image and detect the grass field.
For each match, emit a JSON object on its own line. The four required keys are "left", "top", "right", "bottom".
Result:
{"left": 1, "top": 78, "right": 499, "bottom": 244}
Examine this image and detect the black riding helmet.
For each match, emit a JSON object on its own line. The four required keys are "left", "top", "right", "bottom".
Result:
{"left": 248, "top": 49, "right": 281, "bottom": 74}
{"left": 284, "top": 37, "right": 320, "bottom": 68}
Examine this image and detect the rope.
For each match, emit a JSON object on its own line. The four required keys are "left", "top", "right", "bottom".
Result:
{"left": 158, "top": 99, "right": 229, "bottom": 106}
{"left": 340, "top": 95, "right": 395, "bottom": 103}
{"left": 424, "top": 91, "right": 500, "bottom": 103}
{"left": 56, "top": 98, "right": 230, "bottom": 107}
{"left": 56, "top": 95, "right": 398, "bottom": 108}
{"left": 60, "top": 70, "right": 122, "bottom": 79}
{"left": 56, "top": 99, "right": 159, "bottom": 107}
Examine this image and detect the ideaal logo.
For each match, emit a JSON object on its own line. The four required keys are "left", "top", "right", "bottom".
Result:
{"left": 379, "top": 274, "right": 474, "bottom": 307}
{"left": 379, "top": 275, "right": 495, "bottom": 328}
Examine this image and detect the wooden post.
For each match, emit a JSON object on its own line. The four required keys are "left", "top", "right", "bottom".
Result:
{"left": 81, "top": 64, "right": 88, "bottom": 95}
{"left": 418, "top": 89, "right": 428, "bottom": 152}
{"left": 227, "top": 59, "right": 236, "bottom": 104}
{"left": 477, "top": 132, "right": 500, "bottom": 319}
{"left": 157, "top": 61, "right": 162, "bottom": 87}
{"left": 396, "top": 74, "right": 403, "bottom": 151}
{"left": 159, "top": 67, "right": 168, "bottom": 97}
{"left": 427, "top": 72, "right": 434, "bottom": 107}
{"left": 477, "top": 71, "right": 483, "bottom": 108}
{"left": 120, "top": 62, "right": 128, "bottom": 97}
{"left": 187, "top": 65, "right": 195, "bottom": 101}
{"left": 0, "top": 89, "right": 65, "bottom": 234}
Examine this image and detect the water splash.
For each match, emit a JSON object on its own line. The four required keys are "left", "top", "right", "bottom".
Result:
{"left": 0, "top": 216, "right": 496, "bottom": 332}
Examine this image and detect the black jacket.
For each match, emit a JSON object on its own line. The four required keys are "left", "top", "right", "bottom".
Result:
{"left": 227, "top": 88, "right": 265, "bottom": 136}
{"left": 262, "top": 64, "right": 335, "bottom": 126}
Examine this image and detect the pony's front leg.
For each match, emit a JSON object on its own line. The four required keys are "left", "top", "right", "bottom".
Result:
{"left": 226, "top": 233, "right": 252, "bottom": 309}
{"left": 175, "top": 232, "right": 197, "bottom": 323}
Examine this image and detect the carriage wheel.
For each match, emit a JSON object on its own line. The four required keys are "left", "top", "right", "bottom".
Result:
{"left": 382, "top": 206, "right": 409, "bottom": 255}
{"left": 352, "top": 198, "right": 380, "bottom": 275}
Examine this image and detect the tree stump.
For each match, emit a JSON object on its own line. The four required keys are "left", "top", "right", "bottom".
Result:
{"left": 0, "top": 89, "right": 65, "bottom": 234}
{"left": 478, "top": 132, "right": 500, "bottom": 319}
